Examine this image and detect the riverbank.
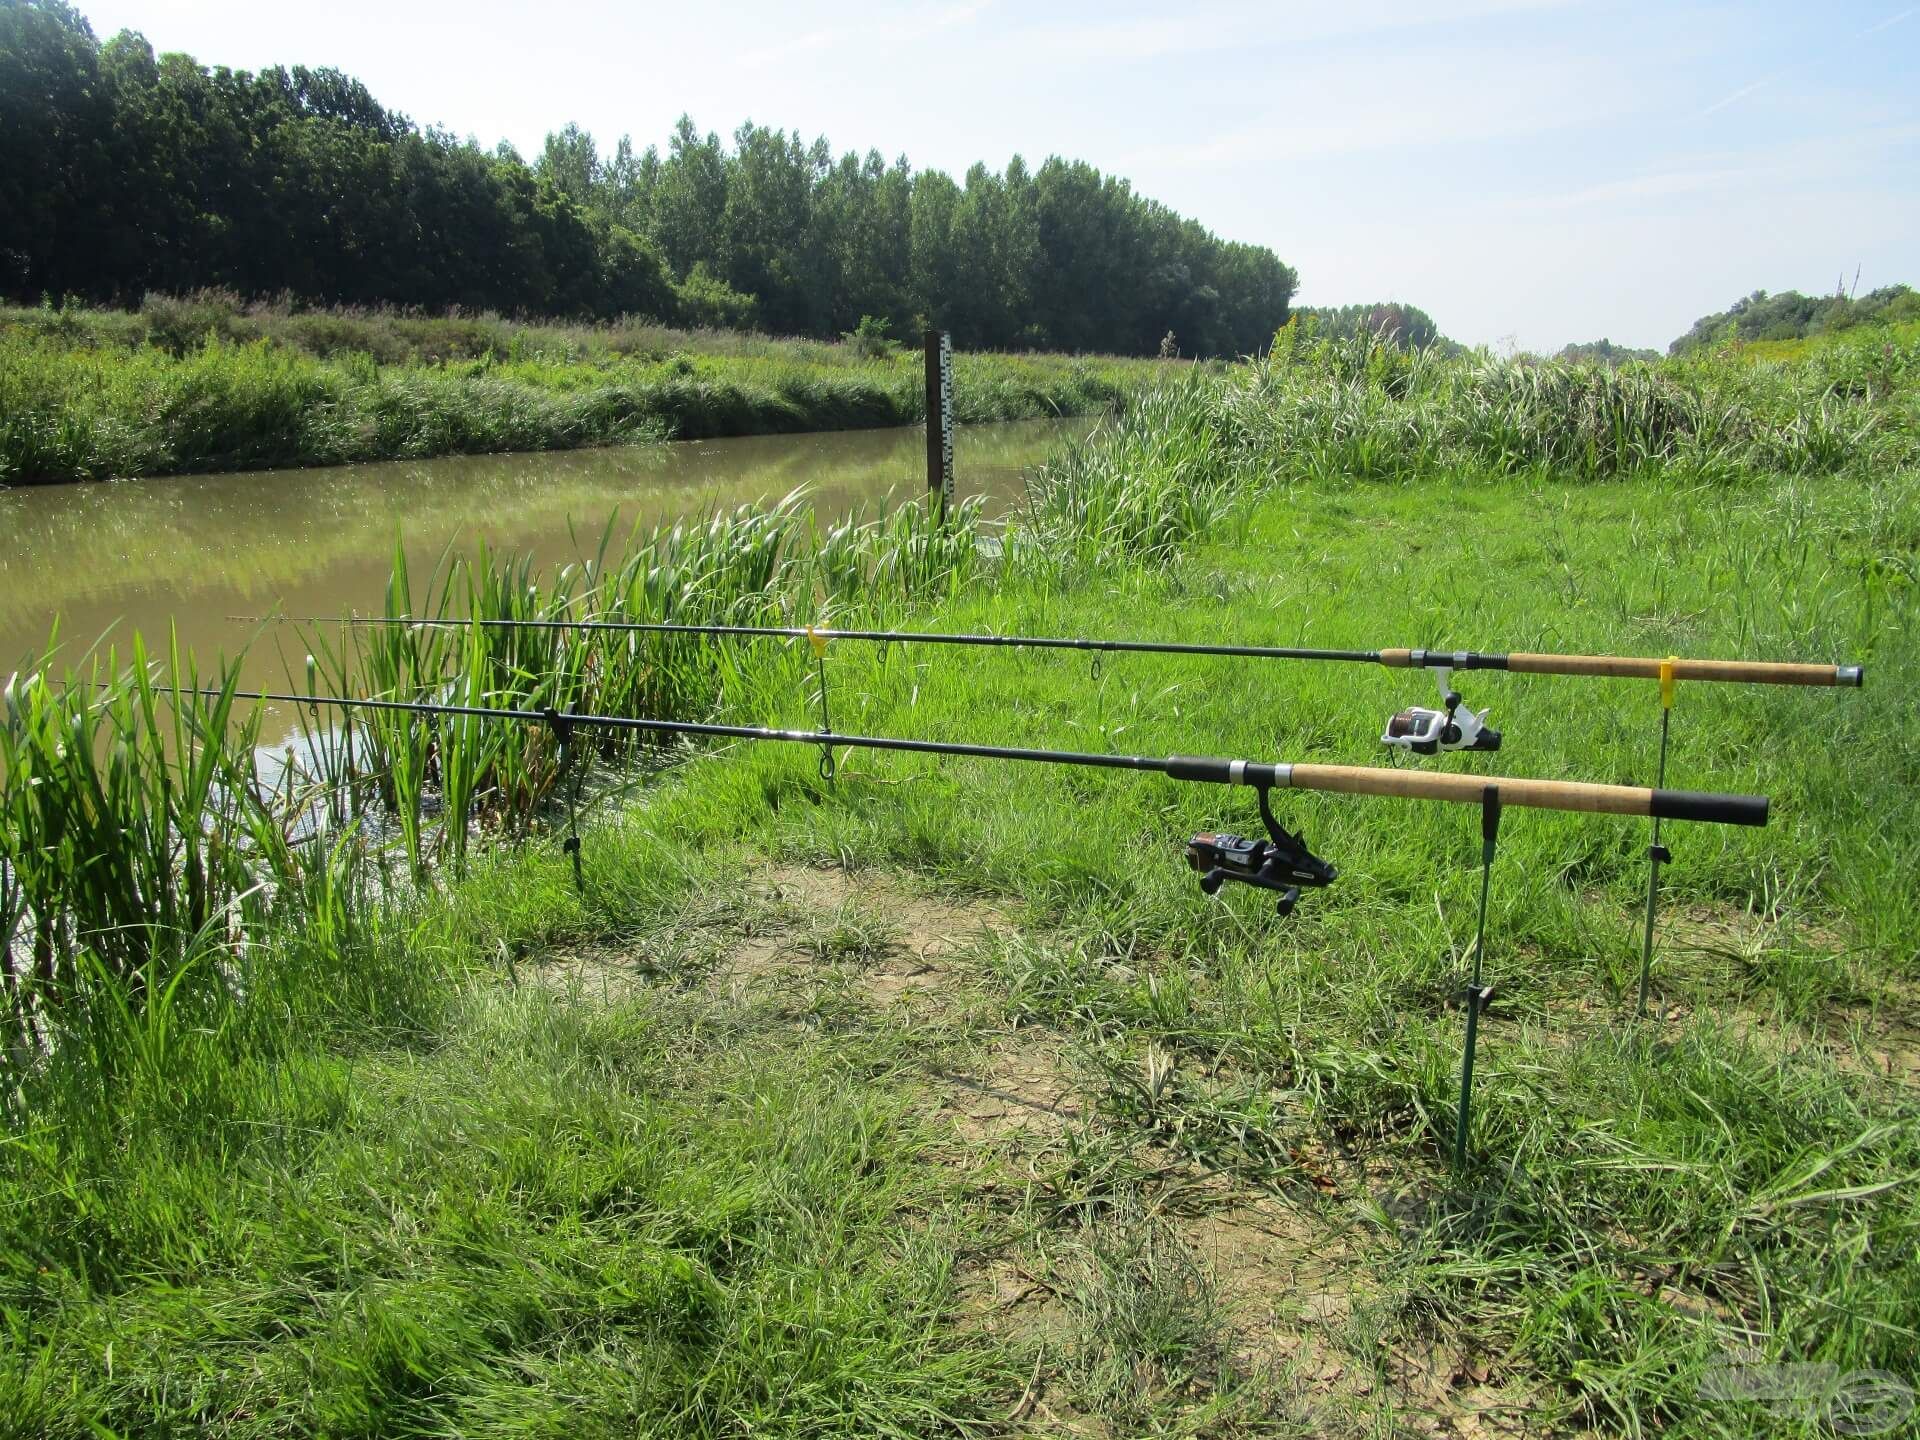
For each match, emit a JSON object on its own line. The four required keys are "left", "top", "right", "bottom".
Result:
{"left": 0, "top": 298, "right": 1177, "bottom": 485}
{"left": 5, "top": 346, "right": 1917, "bottom": 1435}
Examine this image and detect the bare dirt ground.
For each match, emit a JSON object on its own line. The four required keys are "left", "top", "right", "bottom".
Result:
{"left": 537, "top": 858, "right": 1555, "bottom": 1436}
{"left": 1649, "top": 903, "right": 1920, "bottom": 1090}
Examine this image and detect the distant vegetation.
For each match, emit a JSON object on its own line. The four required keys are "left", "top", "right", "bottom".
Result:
{"left": 1555, "top": 338, "right": 1661, "bottom": 365}
{"left": 0, "top": 294, "right": 1177, "bottom": 483}
{"left": 1234, "top": 321, "right": 1918, "bottom": 484}
{"left": 1670, "top": 283, "right": 1918, "bottom": 354}
{"left": 0, "top": 0, "right": 1295, "bottom": 356}
{"left": 1293, "top": 301, "right": 1448, "bottom": 351}
{"left": 1293, "top": 288, "right": 1919, "bottom": 368}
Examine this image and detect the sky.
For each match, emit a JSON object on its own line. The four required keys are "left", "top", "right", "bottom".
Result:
{"left": 74, "top": 0, "right": 1920, "bottom": 352}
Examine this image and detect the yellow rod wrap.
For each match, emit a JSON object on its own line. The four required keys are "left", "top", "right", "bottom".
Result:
{"left": 1660, "top": 655, "right": 1677, "bottom": 710}
{"left": 806, "top": 625, "right": 828, "bottom": 657}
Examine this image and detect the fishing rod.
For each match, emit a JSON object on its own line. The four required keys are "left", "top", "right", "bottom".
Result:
{"left": 119, "top": 680, "right": 1768, "bottom": 911}
{"left": 92, "top": 678, "right": 1771, "bottom": 1168}
{"left": 237, "top": 613, "right": 1865, "bottom": 760}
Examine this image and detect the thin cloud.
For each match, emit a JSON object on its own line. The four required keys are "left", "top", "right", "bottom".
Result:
{"left": 933, "top": 1, "right": 993, "bottom": 28}
{"left": 1524, "top": 166, "right": 1755, "bottom": 210}
{"left": 1016, "top": 0, "right": 1572, "bottom": 65}
{"left": 1517, "top": 122, "right": 1920, "bottom": 216}
{"left": 736, "top": 28, "right": 835, "bottom": 73}
{"left": 1123, "top": 48, "right": 1620, "bottom": 168}
{"left": 1699, "top": 78, "right": 1772, "bottom": 117}
{"left": 738, "top": 5, "right": 993, "bottom": 73}
{"left": 1700, "top": 11, "right": 1907, "bottom": 116}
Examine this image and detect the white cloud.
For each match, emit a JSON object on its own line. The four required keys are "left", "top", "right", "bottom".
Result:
{"left": 736, "top": 28, "right": 838, "bottom": 74}
{"left": 736, "top": 3, "right": 995, "bottom": 73}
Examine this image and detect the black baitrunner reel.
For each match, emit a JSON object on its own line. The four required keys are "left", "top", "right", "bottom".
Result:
{"left": 1383, "top": 668, "right": 1502, "bottom": 756}
{"left": 1186, "top": 785, "right": 1337, "bottom": 917}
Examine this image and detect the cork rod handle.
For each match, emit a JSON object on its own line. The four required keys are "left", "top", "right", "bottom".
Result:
{"left": 1283, "top": 764, "right": 1768, "bottom": 826}
{"left": 1506, "top": 653, "right": 1858, "bottom": 686}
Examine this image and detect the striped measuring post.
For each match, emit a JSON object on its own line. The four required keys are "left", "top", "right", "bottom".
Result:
{"left": 924, "top": 328, "right": 954, "bottom": 518}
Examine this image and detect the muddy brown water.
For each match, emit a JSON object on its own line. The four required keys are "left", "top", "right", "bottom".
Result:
{"left": 0, "top": 419, "right": 1087, "bottom": 705}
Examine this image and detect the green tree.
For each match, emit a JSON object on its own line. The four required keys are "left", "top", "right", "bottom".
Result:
{"left": 0, "top": 7, "right": 1300, "bottom": 350}
{"left": 537, "top": 122, "right": 600, "bottom": 205}
{"left": 653, "top": 115, "right": 729, "bottom": 280}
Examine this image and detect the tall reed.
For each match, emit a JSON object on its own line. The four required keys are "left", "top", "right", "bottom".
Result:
{"left": 1018, "top": 326, "right": 1917, "bottom": 555}
{"left": 0, "top": 636, "right": 283, "bottom": 1052}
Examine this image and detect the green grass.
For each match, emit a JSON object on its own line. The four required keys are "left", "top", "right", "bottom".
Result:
{"left": 0, "top": 296, "right": 1176, "bottom": 485}
{"left": 3, "top": 345, "right": 1918, "bottom": 1435}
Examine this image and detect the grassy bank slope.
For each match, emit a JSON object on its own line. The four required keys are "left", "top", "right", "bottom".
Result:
{"left": 0, "top": 297, "right": 1175, "bottom": 485}
{"left": 4, "top": 345, "right": 1917, "bottom": 1434}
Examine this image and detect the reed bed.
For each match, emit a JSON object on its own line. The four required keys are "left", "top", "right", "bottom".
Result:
{"left": 0, "top": 485, "right": 985, "bottom": 1051}
{"left": 1018, "top": 326, "right": 1920, "bottom": 554}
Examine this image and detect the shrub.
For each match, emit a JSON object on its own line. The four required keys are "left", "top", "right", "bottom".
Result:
{"left": 842, "top": 315, "right": 896, "bottom": 361}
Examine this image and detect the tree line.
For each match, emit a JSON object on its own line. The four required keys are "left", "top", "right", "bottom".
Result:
{"left": 0, "top": 0, "right": 1297, "bottom": 356}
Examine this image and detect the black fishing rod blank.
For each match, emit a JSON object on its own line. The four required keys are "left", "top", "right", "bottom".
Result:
{"left": 252, "top": 614, "right": 1385, "bottom": 664}
{"left": 238, "top": 613, "right": 1864, "bottom": 765}
{"left": 121, "top": 678, "right": 1767, "bottom": 926}
{"left": 152, "top": 682, "right": 1770, "bottom": 826}
{"left": 242, "top": 614, "right": 1866, "bottom": 689}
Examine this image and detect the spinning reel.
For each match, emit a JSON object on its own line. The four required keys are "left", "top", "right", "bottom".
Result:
{"left": 1383, "top": 667, "right": 1501, "bottom": 756}
{"left": 1186, "top": 784, "right": 1338, "bottom": 917}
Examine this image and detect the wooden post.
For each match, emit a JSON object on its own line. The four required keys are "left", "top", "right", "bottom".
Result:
{"left": 924, "top": 328, "right": 953, "bottom": 519}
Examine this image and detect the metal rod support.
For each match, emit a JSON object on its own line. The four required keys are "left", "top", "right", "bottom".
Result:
{"left": 1637, "top": 706, "right": 1673, "bottom": 1016}
{"left": 1454, "top": 785, "right": 1503, "bottom": 1170}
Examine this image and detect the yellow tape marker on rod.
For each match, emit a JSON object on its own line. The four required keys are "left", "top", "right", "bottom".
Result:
{"left": 806, "top": 625, "right": 829, "bottom": 658}
{"left": 1660, "top": 655, "right": 1677, "bottom": 710}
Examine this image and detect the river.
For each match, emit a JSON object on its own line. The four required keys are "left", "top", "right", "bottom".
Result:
{"left": 0, "top": 419, "right": 1087, "bottom": 695}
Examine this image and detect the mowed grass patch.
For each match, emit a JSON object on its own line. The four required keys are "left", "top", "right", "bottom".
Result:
{"left": 664, "top": 467, "right": 1914, "bottom": 1433}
